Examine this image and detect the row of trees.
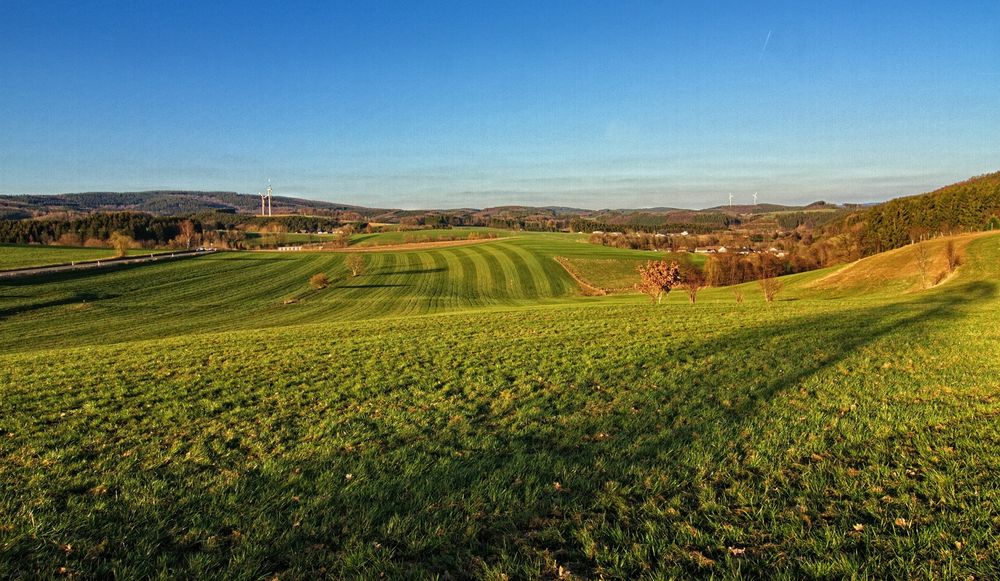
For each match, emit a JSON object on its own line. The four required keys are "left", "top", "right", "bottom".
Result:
{"left": 570, "top": 216, "right": 735, "bottom": 235}
{"left": 0, "top": 213, "right": 194, "bottom": 246}
{"left": 637, "top": 257, "right": 783, "bottom": 305}
{"left": 588, "top": 231, "right": 745, "bottom": 252}
{"left": 0, "top": 212, "right": 345, "bottom": 250}
{"left": 702, "top": 253, "right": 788, "bottom": 287}
{"left": 831, "top": 172, "right": 1000, "bottom": 256}
{"left": 203, "top": 213, "right": 344, "bottom": 233}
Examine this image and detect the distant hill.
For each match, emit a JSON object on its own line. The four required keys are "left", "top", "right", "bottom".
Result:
{"left": 0, "top": 191, "right": 380, "bottom": 220}
{"left": 11, "top": 186, "right": 982, "bottom": 242}
{"left": 0, "top": 191, "right": 856, "bottom": 222}
{"left": 702, "top": 202, "right": 837, "bottom": 214}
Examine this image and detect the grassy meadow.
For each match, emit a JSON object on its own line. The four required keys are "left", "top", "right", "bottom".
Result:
{"left": 1, "top": 231, "right": 998, "bottom": 578}
{"left": 241, "top": 227, "right": 514, "bottom": 249}
{"left": 348, "top": 227, "right": 515, "bottom": 247}
{"left": 0, "top": 245, "right": 162, "bottom": 271}
{"left": 558, "top": 253, "right": 706, "bottom": 293}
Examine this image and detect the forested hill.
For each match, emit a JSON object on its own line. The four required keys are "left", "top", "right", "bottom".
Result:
{"left": 0, "top": 191, "right": 375, "bottom": 219}
{"left": 852, "top": 172, "right": 1000, "bottom": 254}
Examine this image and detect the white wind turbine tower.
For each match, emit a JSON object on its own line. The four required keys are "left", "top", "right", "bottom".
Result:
{"left": 258, "top": 192, "right": 266, "bottom": 216}
{"left": 753, "top": 192, "right": 758, "bottom": 206}
{"left": 266, "top": 180, "right": 273, "bottom": 216}
{"left": 728, "top": 192, "right": 734, "bottom": 207}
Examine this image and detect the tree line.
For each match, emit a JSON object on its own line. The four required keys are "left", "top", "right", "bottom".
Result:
{"left": 0, "top": 213, "right": 192, "bottom": 246}
{"left": 0, "top": 212, "right": 351, "bottom": 249}
{"left": 569, "top": 216, "right": 735, "bottom": 235}
{"left": 839, "top": 172, "right": 1000, "bottom": 255}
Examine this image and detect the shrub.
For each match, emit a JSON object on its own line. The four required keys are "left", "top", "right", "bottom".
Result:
{"left": 945, "top": 240, "right": 962, "bottom": 272}
{"left": 309, "top": 273, "right": 330, "bottom": 290}
{"left": 109, "top": 232, "right": 134, "bottom": 257}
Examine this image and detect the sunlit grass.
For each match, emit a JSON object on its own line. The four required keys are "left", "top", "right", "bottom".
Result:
{"left": 0, "top": 233, "right": 998, "bottom": 577}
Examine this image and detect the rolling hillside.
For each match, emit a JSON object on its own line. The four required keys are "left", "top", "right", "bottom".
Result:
{"left": 818, "top": 171, "right": 1000, "bottom": 256}
{"left": 804, "top": 232, "right": 989, "bottom": 295}
{"left": 0, "top": 191, "right": 375, "bottom": 219}
{"left": 0, "top": 233, "right": 665, "bottom": 353}
{"left": 1, "top": 232, "right": 998, "bottom": 577}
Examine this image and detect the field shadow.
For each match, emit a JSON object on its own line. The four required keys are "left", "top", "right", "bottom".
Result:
{"left": 7, "top": 281, "right": 996, "bottom": 578}
{"left": 247, "top": 281, "right": 994, "bottom": 575}
{"left": 0, "top": 291, "right": 117, "bottom": 320}
{"left": 371, "top": 267, "right": 446, "bottom": 276}
{"left": 336, "top": 283, "right": 411, "bottom": 289}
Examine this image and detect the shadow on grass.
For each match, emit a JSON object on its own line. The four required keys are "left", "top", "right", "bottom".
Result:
{"left": 3, "top": 281, "right": 995, "bottom": 578}
{"left": 371, "top": 267, "right": 447, "bottom": 276}
{"left": 336, "top": 283, "right": 411, "bottom": 289}
{"left": 0, "top": 291, "right": 117, "bottom": 320}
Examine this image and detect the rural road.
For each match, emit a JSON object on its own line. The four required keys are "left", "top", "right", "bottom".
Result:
{"left": 0, "top": 249, "right": 218, "bottom": 279}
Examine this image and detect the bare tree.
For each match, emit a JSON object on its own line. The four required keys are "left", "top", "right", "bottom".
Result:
{"left": 915, "top": 243, "right": 931, "bottom": 289}
{"left": 109, "top": 232, "right": 134, "bottom": 257}
{"left": 309, "top": 272, "right": 330, "bottom": 289}
{"left": 758, "top": 255, "right": 783, "bottom": 303}
{"left": 759, "top": 276, "right": 782, "bottom": 303}
{"left": 679, "top": 263, "right": 706, "bottom": 304}
{"left": 636, "top": 260, "right": 681, "bottom": 304}
{"left": 179, "top": 220, "right": 198, "bottom": 249}
{"left": 945, "top": 240, "right": 961, "bottom": 273}
{"left": 345, "top": 253, "right": 366, "bottom": 277}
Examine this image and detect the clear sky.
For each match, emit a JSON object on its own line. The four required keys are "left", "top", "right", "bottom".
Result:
{"left": 1, "top": 1, "right": 998, "bottom": 209}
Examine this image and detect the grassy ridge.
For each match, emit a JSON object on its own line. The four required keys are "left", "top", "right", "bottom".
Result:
{"left": 1, "top": 233, "right": 998, "bottom": 577}
{"left": 807, "top": 233, "right": 989, "bottom": 295}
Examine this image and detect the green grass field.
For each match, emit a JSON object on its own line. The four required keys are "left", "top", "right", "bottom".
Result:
{"left": 1, "top": 232, "right": 998, "bottom": 578}
{"left": 349, "top": 227, "right": 514, "bottom": 247}
{"left": 558, "top": 252, "right": 706, "bottom": 293}
{"left": 241, "top": 227, "right": 513, "bottom": 248}
{"left": 0, "top": 245, "right": 162, "bottom": 271}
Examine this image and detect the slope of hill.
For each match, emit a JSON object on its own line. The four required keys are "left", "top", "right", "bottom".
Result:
{"left": 805, "top": 232, "right": 991, "bottom": 295}
{"left": 0, "top": 233, "right": 660, "bottom": 353}
{"left": 1, "top": 233, "right": 998, "bottom": 577}
{"left": 847, "top": 172, "right": 1000, "bottom": 254}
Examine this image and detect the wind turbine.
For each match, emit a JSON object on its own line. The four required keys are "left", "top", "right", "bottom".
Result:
{"left": 266, "top": 180, "right": 273, "bottom": 216}
{"left": 258, "top": 192, "right": 266, "bottom": 216}
{"left": 728, "top": 192, "right": 734, "bottom": 207}
{"left": 753, "top": 192, "right": 758, "bottom": 206}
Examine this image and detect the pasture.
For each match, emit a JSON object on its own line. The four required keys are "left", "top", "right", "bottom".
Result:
{"left": 0, "top": 245, "right": 158, "bottom": 271}
{"left": 1, "top": 232, "right": 998, "bottom": 578}
{"left": 241, "top": 227, "right": 514, "bottom": 249}
{"left": 349, "top": 227, "right": 514, "bottom": 247}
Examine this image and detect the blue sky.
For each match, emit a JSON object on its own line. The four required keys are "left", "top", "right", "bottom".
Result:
{"left": 1, "top": 1, "right": 998, "bottom": 209}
